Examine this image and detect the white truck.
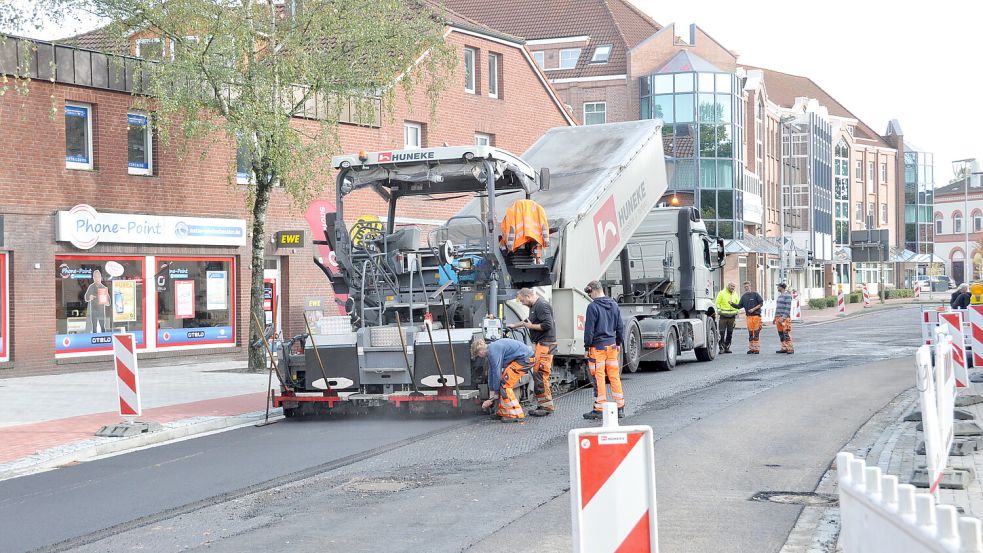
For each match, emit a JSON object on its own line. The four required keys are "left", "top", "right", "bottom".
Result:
{"left": 275, "top": 120, "right": 724, "bottom": 415}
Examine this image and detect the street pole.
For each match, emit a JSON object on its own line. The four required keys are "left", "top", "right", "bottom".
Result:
{"left": 954, "top": 159, "right": 976, "bottom": 284}
{"left": 778, "top": 119, "right": 785, "bottom": 289}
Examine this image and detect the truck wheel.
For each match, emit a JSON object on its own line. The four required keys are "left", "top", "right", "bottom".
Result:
{"left": 694, "top": 318, "right": 718, "bottom": 362}
{"left": 283, "top": 407, "right": 297, "bottom": 418}
{"left": 622, "top": 321, "right": 642, "bottom": 373}
{"left": 655, "top": 329, "right": 678, "bottom": 371}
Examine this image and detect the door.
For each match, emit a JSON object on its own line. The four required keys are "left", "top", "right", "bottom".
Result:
{"left": 263, "top": 259, "right": 281, "bottom": 337}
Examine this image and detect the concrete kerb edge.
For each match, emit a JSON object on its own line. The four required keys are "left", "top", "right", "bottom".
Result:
{"left": 799, "top": 302, "right": 924, "bottom": 327}
{"left": 0, "top": 408, "right": 282, "bottom": 482}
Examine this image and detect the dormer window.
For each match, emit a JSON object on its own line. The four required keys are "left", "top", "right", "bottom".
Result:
{"left": 559, "top": 48, "right": 580, "bottom": 70}
{"left": 590, "top": 45, "right": 612, "bottom": 63}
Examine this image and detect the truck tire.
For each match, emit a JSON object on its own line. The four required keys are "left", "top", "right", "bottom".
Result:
{"left": 622, "top": 321, "right": 642, "bottom": 373}
{"left": 694, "top": 318, "right": 718, "bottom": 362}
{"left": 654, "top": 328, "right": 678, "bottom": 371}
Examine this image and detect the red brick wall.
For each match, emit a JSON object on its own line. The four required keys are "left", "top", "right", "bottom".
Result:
{"left": 0, "top": 28, "right": 572, "bottom": 375}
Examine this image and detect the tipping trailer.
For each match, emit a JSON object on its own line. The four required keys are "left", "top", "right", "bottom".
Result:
{"left": 274, "top": 120, "right": 724, "bottom": 416}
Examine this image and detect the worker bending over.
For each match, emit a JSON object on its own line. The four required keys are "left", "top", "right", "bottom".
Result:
{"left": 715, "top": 282, "right": 740, "bottom": 353}
{"left": 774, "top": 283, "right": 794, "bottom": 354}
{"left": 731, "top": 281, "right": 763, "bottom": 354}
{"left": 473, "top": 337, "right": 533, "bottom": 423}
{"left": 509, "top": 288, "right": 556, "bottom": 416}
{"left": 582, "top": 280, "right": 625, "bottom": 420}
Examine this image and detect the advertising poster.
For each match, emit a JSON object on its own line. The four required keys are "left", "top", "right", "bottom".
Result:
{"left": 206, "top": 271, "right": 228, "bottom": 310}
{"left": 175, "top": 280, "right": 195, "bottom": 319}
{"left": 112, "top": 279, "right": 137, "bottom": 323}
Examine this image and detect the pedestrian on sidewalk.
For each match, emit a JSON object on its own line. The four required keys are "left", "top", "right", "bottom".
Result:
{"left": 774, "top": 283, "right": 794, "bottom": 354}
{"left": 582, "top": 280, "right": 625, "bottom": 421}
{"left": 731, "top": 281, "right": 764, "bottom": 354}
{"left": 715, "top": 282, "right": 740, "bottom": 353}
{"left": 508, "top": 288, "right": 556, "bottom": 417}
{"left": 473, "top": 337, "right": 533, "bottom": 423}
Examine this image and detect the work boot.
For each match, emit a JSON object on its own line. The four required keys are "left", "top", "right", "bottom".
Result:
{"left": 776, "top": 350, "right": 787, "bottom": 354}
{"left": 747, "top": 350, "right": 754, "bottom": 354}
{"left": 529, "top": 408, "right": 553, "bottom": 417}
{"left": 583, "top": 410, "right": 602, "bottom": 420}
{"left": 501, "top": 417, "right": 521, "bottom": 424}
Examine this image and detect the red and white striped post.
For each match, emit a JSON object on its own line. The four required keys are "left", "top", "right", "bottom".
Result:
{"left": 970, "top": 305, "right": 983, "bottom": 368}
{"left": 113, "top": 333, "right": 142, "bottom": 417}
{"left": 938, "top": 312, "right": 969, "bottom": 388}
{"left": 569, "top": 403, "right": 658, "bottom": 552}
{"left": 914, "top": 284, "right": 921, "bottom": 299}
{"left": 862, "top": 284, "right": 871, "bottom": 308}
{"left": 837, "top": 284, "right": 846, "bottom": 316}
{"left": 791, "top": 290, "right": 802, "bottom": 321}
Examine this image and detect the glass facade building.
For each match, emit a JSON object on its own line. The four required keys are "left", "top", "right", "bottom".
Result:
{"left": 639, "top": 54, "right": 751, "bottom": 239}
{"left": 904, "top": 146, "right": 934, "bottom": 254}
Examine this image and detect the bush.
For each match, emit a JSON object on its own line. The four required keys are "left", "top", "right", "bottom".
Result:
{"left": 825, "top": 296, "right": 837, "bottom": 307}
{"left": 808, "top": 298, "right": 827, "bottom": 309}
{"left": 885, "top": 288, "right": 914, "bottom": 299}
{"left": 848, "top": 292, "right": 861, "bottom": 303}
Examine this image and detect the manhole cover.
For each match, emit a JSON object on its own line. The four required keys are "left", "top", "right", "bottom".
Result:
{"left": 342, "top": 477, "right": 419, "bottom": 495}
{"left": 751, "top": 491, "right": 837, "bottom": 506}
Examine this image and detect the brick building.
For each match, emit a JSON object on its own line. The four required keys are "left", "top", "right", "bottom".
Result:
{"left": 0, "top": 13, "right": 573, "bottom": 375}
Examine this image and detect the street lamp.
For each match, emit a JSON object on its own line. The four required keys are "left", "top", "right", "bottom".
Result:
{"left": 777, "top": 115, "right": 797, "bottom": 285}
{"left": 953, "top": 158, "right": 978, "bottom": 282}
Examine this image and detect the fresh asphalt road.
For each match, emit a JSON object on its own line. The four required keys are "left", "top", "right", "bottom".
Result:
{"left": 2, "top": 306, "right": 921, "bottom": 553}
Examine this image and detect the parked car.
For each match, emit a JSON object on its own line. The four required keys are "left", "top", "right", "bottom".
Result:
{"left": 931, "top": 276, "right": 953, "bottom": 292}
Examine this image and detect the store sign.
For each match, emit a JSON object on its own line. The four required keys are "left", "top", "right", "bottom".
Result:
{"left": 274, "top": 230, "right": 305, "bottom": 250}
{"left": 56, "top": 204, "right": 247, "bottom": 249}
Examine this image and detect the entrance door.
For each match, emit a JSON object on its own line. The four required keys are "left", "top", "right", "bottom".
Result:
{"left": 953, "top": 261, "right": 965, "bottom": 285}
{"left": 263, "top": 258, "right": 281, "bottom": 337}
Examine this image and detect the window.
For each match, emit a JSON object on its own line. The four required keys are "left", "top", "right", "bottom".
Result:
{"left": 404, "top": 122, "right": 422, "bottom": 149}
{"left": 65, "top": 103, "right": 92, "bottom": 170}
{"left": 475, "top": 133, "right": 492, "bottom": 146}
{"left": 532, "top": 51, "right": 545, "bottom": 69}
{"left": 236, "top": 135, "right": 251, "bottom": 184}
{"left": 55, "top": 256, "right": 147, "bottom": 354}
{"left": 880, "top": 162, "right": 888, "bottom": 183}
{"left": 136, "top": 38, "right": 164, "bottom": 59}
{"left": 127, "top": 112, "right": 153, "bottom": 175}
{"left": 156, "top": 257, "right": 235, "bottom": 348}
{"left": 880, "top": 203, "right": 887, "bottom": 225}
{"left": 855, "top": 159, "right": 862, "bottom": 180}
{"left": 955, "top": 216, "right": 963, "bottom": 234}
{"left": 590, "top": 44, "right": 612, "bottom": 63}
{"left": 854, "top": 202, "right": 862, "bottom": 221}
{"left": 867, "top": 204, "right": 874, "bottom": 229}
{"left": 936, "top": 217, "right": 943, "bottom": 235}
{"left": 488, "top": 53, "right": 499, "bottom": 98}
{"left": 583, "top": 102, "right": 606, "bottom": 125}
{"left": 975, "top": 215, "right": 982, "bottom": 232}
{"left": 867, "top": 160, "right": 875, "bottom": 181}
{"left": 463, "top": 47, "right": 476, "bottom": 94}
{"left": 559, "top": 48, "right": 580, "bottom": 69}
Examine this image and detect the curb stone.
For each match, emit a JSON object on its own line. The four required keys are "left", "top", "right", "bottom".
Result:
{"left": 0, "top": 408, "right": 281, "bottom": 482}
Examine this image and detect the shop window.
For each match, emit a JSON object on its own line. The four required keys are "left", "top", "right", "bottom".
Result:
{"left": 65, "top": 103, "right": 93, "bottom": 170}
{"left": 127, "top": 112, "right": 153, "bottom": 176}
{"left": 156, "top": 257, "right": 235, "bottom": 348}
{"left": 55, "top": 256, "right": 146, "bottom": 354}
{"left": 463, "top": 47, "right": 476, "bottom": 93}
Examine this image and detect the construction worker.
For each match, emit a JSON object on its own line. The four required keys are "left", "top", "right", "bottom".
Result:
{"left": 509, "top": 288, "right": 556, "bottom": 416}
{"left": 731, "top": 281, "right": 764, "bottom": 354}
{"left": 774, "top": 283, "right": 794, "bottom": 354}
{"left": 715, "top": 281, "right": 740, "bottom": 353}
{"left": 582, "top": 280, "right": 625, "bottom": 420}
{"left": 473, "top": 337, "right": 533, "bottom": 423}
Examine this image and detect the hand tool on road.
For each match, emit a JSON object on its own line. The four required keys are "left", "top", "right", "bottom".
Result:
{"left": 252, "top": 313, "right": 286, "bottom": 426}
{"left": 394, "top": 311, "right": 423, "bottom": 396}
{"left": 303, "top": 312, "right": 335, "bottom": 397}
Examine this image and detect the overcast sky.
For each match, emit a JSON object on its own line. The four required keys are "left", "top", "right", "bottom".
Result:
{"left": 632, "top": 0, "right": 983, "bottom": 185}
{"left": 9, "top": 0, "right": 981, "bottom": 185}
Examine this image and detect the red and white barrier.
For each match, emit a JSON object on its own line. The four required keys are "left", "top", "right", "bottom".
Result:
{"left": 968, "top": 306, "right": 983, "bottom": 368}
{"left": 938, "top": 312, "right": 969, "bottom": 388}
{"left": 837, "top": 285, "right": 846, "bottom": 316}
{"left": 837, "top": 452, "right": 983, "bottom": 553}
{"left": 762, "top": 300, "right": 776, "bottom": 323}
{"left": 569, "top": 403, "right": 658, "bottom": 553}
{"left": 791, "top": 291, "right": 802, "bottom": 321}
{"left": 915, "top": 284, "right": 921, "bottom": 299}
{"left": 113, "top": 333, "right": 142, "bottom": 417}
{"left": 863, "top": 285, "right": 871, "bottom": 308}
{"left": 922, "top": 307, "right": 946, "bottom": 346}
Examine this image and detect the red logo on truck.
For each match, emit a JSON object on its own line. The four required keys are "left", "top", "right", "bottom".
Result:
{"left": 593, "top": 196, "right": 621, "bottom": 264}
{"left": 378, "top": 152, "right": 393, "bottom": 162}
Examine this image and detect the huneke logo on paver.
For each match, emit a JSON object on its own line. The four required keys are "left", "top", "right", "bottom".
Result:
{"left": 592, "top": 182, "right": 648, "bottom": 264}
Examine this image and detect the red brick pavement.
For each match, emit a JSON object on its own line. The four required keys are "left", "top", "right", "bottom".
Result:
{"left": 0, "top": 392, "right": 268, "bottom": 465}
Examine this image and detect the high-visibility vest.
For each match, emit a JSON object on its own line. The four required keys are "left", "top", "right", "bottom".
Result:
{"left": 501, "top": 199, "right": 549, "bottom": 252}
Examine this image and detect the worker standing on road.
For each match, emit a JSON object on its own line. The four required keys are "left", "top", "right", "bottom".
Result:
{"left": 774, "top": 283, "right": 794, "bottom": 354}
{"left": 731, "top": 281, "right": 764, "bottom": 354}
{"left": 582, "top": 280, "right": 625, "bottom": 420}
{"left": 473, "top": 337, "right": 533, "bottom": 423}
{"left": 715, "top": 282, "right": 740, "bottom": 353}
{"left": 509, "top": 288, "right": 556, "bottom": 416}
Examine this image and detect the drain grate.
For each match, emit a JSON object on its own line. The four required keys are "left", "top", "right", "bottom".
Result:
{"left": 751, "top": 491, "right": 838, "bottom": 506}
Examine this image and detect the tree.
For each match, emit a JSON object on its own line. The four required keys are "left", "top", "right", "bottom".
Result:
{"left": 3, "top": 0, "right": 453, "bottom": 370}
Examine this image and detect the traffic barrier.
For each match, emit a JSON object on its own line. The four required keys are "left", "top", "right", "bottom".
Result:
{"left": 113, "top": 333, "right": 142, "bottom": 417}
{"left": 922, "top": 307, "right": 947, "bottom": 346}
{"left": 762, "top": 300, "right": 776, "bottom": 323}
{"left": 863, "top": 284, "right": 871, "bottom": 308}
{"left": 837, "top": 285, "right": 846, "bottom": 316}
{"left": 837, "top": 452, "right": 983, "bottom": 553}
{"left": 938, "top": 312, "right": 969, "bottom": 388}
{"left": 791, "top": 291, "right": 802, "bottom": 321}
{"left": 968, "top": 306, "right": 983, "bottom": 368}
{"left": 569, "top": 402, "right": 658, "bottom": 553}
{"left": 915, "top": 284, "right": 921, "bottom": 299}
{"left": 919, "top": 338, "right": 955, "bottom": 493}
